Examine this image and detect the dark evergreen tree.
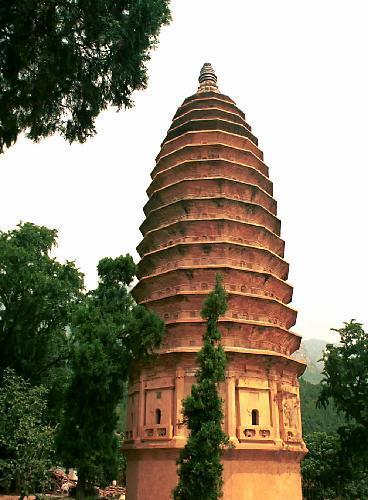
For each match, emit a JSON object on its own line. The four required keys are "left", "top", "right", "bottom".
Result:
{"left": 174, "top": 275, "right": 229, "bottom": 500}
{"left": 57, "top": 255, "right": 164, "bottom": 499}
{"left": 0, "top": 0, "right": 171, "bottom": 152}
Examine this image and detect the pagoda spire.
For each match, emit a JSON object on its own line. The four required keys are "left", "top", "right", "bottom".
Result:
{"left": 197, "top": 62, "right": 219, "bottom": 93}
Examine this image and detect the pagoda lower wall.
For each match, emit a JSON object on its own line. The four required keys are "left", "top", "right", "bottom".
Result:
{"left": 125, "top": 448, "right": 303, "bottom": 500}
{"left": 123, "top": 351, "right": 306, "bottom": 499}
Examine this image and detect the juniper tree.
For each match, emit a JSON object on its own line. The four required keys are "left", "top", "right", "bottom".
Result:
{"left": 174, "top": 275, "right": 229, "bottom": 500}
{"left": 0, "top": 0, "right": 171, "bottom": 152}
{"left": 57, "top": 255, "right": 165, "bottom": 499}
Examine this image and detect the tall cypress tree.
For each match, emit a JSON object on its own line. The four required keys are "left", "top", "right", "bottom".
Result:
{"left": 174, "top": 274, "right": 229, "bottom": 500}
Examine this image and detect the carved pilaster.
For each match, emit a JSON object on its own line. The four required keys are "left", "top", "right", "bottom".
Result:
{"left": 137, "top": 374, "right": 145, "bottom": 442}
{"left": 269, "top": 376, "right": 282, "bottom": 446}
{"left": 174, "top": 368, "right": 186, "bottom": 442}
{"left": 225, "top": 371, "right": 238, "bottom": 444}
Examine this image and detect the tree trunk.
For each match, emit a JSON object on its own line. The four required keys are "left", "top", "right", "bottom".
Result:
{"left": 76, "top": 472, "right": 86, "bottom": 500}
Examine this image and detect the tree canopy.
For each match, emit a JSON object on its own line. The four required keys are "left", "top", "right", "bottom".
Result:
{"left": 0, "top": 222, "right": 165, "bottom": 497}
{"left": 318, "top": 319, "right": 368, "bottom": 429}
{"left": 0, "top": 222, "right": 83, "bottom": 420}
{"left": 302, "top": 431, "right": 368, "bottom": 500}
{"left": 301, "top": 432, "right": 343, "bottom": 500}
{"left": 301, "top": 320, "right": 368, "bottom": 500}
{"left": 174, "top": 275, "right": 229, "bottom": 500}
{"left": 57, "top": 254, "right": 164, "bottom": 499}
{"left": 0, "top": 369, "right": 54, "bottom": 496}
{"left": 0, "top": 0, "right": 171, "bottom": 152}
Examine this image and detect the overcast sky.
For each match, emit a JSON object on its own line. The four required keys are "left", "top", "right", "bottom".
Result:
{"left": 1, "top": 0, "right": 368, "bottom": 342}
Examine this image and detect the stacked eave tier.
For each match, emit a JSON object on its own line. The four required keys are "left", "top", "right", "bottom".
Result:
{"left": 133, "top": 91, "right": 301, "bottom": 357}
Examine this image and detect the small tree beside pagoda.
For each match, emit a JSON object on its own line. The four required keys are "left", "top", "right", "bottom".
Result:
{"left": 174, "top": 274, "right": 229, "bottom": 500}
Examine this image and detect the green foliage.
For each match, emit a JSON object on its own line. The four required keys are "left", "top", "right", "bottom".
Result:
{"left": 0, "top": 222, "right": 84, "bottom": 422}
{"left": 318, "top": 320, "right": 368, "bottom": 495}
{"left": 300, "top": 378, "right": 344, "bottom": 435}
{"left": 115, "top": 384, "right": 128, "bottom": 486}
{"left": 0, "top": 369, "right": 54, "bottom": 495}
{"left": 57, "top": 254, "right": 164, "bottom": 497}
{"left": 116, "top": 383, "right": 128, "bottom": 434}
{"left": 302, "top": 320, "right": 368, "bottom": 500}
{"left": 174, "top": 275, "right": 229, "bottom": 500}
{"left": 0, "top": 0, "right": 171, "bottom": 152}
{"left": 341, "top": 474, "right": 368, "bottom": 500}
{"left": 318, "top": 320, "right": 368, "bottom": 429}
{"left": 302, "top": 432, "right": 342, "bottom": 500}
{"left": 302, "top": 431, "right": 368, "bottom": 500}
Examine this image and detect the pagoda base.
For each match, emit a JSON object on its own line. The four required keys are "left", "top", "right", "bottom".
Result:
{"left": 125, "top": 448, "right": 304, "bottom": 500}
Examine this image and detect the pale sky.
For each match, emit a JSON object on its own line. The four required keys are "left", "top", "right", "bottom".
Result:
{"left": 1, "top": 0, "right": 368, "bottom": 342}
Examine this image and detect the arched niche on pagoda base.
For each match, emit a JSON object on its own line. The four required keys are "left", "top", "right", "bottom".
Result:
{"left": 123, "top": 351, "right": 304, "bottom": 446}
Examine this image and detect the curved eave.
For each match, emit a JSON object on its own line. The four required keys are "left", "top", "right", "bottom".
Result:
{"left": 156, "top": 346, "right": 306, "bottom": 376}
{"left": 137, "top": 240, "right": 289, "bottom": 277}
{"left": 156, "top": 129, "right": 262, "bottom": 164}
{"left": 161, "top": 315, "right": 297, "bottom": 334}
{"left": 137, "top": 217, "right": 285, "bottom": 258}
{"left": 162, "top": 117, "right": 258, "bottom": 146}
{"left": 149, "top": 157, "right": 273, "bottom": 196}
{"left": 144, "top": 177, "right": 276, "bottom": 215}
{"left": 174, "top": 94, "right": 245, "bottom": 120}
{"left": 137, "top": 289, "right": 298, "bottom": 315}
{"left": 152, "top": 143, "right": 267, "bottom": 179}
{"left": 163, "top": 317, "right": 302, "bottom": 339}
{"left": 140, "top": 196, "right": 281, "bottom": 235}
{"left": 181, "top": 91, "right": 237, "bottom": 106}
{"left": 136, "top": 262, "right": 293, "bottom": 287}
{"left": 170, "top": 106, "right": 252, "bottom": 130}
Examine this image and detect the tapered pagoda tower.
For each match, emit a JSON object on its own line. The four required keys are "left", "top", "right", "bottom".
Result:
{"left": 123, "top": 64, "right": 307, "bottom": 500}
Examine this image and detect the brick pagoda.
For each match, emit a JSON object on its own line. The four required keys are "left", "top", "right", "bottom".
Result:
{"left": 123, "top": 64, "right": 307, "bottom": 500}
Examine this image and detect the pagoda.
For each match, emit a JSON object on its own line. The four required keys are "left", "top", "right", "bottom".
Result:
{"left": 123, "top": 64, "right": 307, "bottom": 500}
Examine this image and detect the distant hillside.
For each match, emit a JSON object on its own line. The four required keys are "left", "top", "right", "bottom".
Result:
{"left": 300, "top": 378, "right": 345, "bottom": 435}
{"left": 293, "top": 338, "right": 329, "bottom": 384}
{"left": 294, "top": 339, "right": 345, "bottom": 435}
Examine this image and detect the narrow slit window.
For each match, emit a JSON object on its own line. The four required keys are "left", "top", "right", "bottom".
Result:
{"left": 251, "top": 409, "right": 259, "bottom": 426}
{"left": 155, "top": 408, "right": 162, "bottom": 425}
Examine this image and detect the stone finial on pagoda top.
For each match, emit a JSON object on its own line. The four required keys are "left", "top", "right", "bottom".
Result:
{"left": 197, "top": 62, "right": 219, "bottom": 93}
